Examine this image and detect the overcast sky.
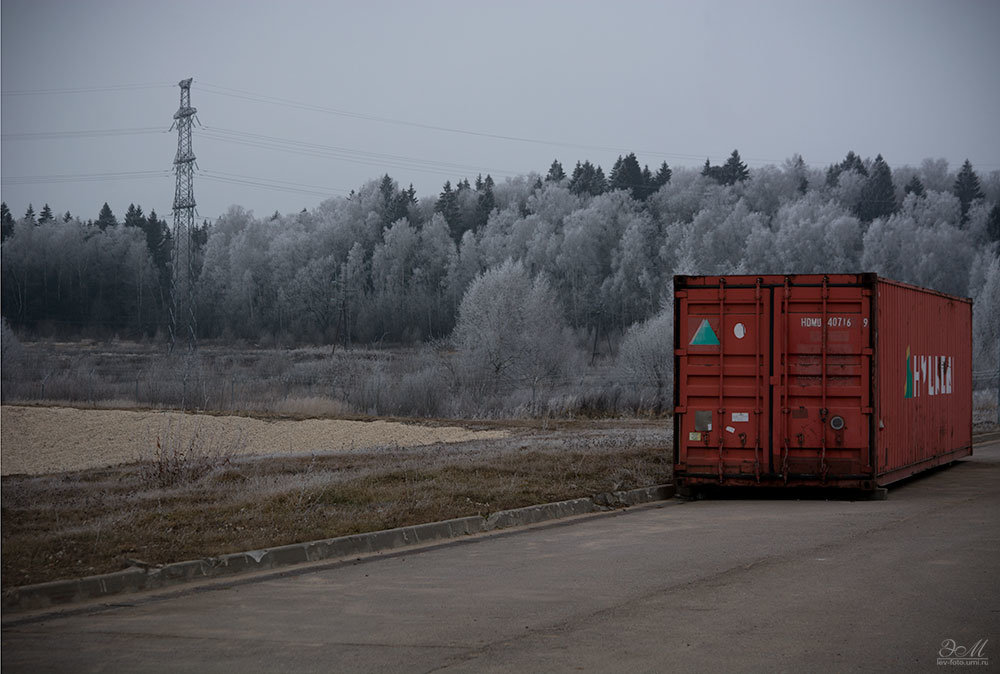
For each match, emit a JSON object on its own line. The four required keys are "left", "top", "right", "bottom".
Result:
{"left": 2, "top": 0, "right": 999, "bottom": 223}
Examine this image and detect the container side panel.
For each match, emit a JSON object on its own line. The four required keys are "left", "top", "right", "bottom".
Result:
{"left": 875, "top": 280, "right": 973, "bottom": 484}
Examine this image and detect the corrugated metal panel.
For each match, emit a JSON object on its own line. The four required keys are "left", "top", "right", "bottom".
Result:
{"left": 674, "top": 274, "right": 973, "bottom": 493}
{"left": 874, "top": 279, "right": 973, "bottom": 484}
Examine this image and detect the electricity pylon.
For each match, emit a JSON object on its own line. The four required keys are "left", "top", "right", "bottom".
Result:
{"left": 170, "top": 77, "right": 198, "bottom": 351}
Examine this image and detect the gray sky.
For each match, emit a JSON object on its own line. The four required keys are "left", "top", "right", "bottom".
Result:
{"left": 2, "top": 0, "right": 999, "bottom": 223}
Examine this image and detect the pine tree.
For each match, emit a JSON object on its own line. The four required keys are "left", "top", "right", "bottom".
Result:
{"left": 569, "top": 160, "right": 607, "bottom": 197}
{"left": 377, "top": 174, "right": 410, "bottom": 227}
{"left": 722, "top": 150, "right": 750, "bottom": 185}
{"left": 593, "top": 166, "right": 608, "bottom": 195}
{"left": 38, "top": 204, "right": 54, "bottom": 224}
{"left": 640, "top": 165, "right": 654, "bottom": 200}
{"left": 124, "top": 203, "right": 145, "bottom": 228}
{"left": 0, "top": 202, "right": 13, "bottom": 241}
{"left": 24, "top": 204, "right": 36, "bottom": 225}
{"left": 953, "top": 159, "right": 984, "bottom": 225}
{"left": 435, "top": 181, "right": 461, "bottom": 239}
{"left": 474, "top": 174, "right": 496, "bottom": 230}
{"left": 653, "top": 161, "right": 672, "bottom": 189}
{"left": 702, "top": 158, "right": 726, "bottom": 184}
{"left": 143, "top": 209, "right": 171, "bottom": 289}
{"left": 856, "top": 154, "right": 896, "bottom": 222}
{"left": 903, "top": 175, "right": 926, "bottom": 198}
{"left": 63, "top": 211, "right": 72, "bottom": 223}
{"left": 546, "top": 159, "right": 566, "bottom": 182}
{"left": 96, "top": 202, "right": 117, "bottom": 230}
{"left": 826, "top": 150, "right": 868, "bottom": 186}
{"left": 609, "top": 153, "right": 644, "bottom": 198}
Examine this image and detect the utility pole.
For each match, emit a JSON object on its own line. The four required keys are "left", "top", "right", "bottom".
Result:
{"left": 170, "top": 77, "right": 198, "bottom": 351}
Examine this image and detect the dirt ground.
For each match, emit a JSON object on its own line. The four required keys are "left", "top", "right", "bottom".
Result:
{"left": 0, "top": 405, "right": 508, "bottom": 476}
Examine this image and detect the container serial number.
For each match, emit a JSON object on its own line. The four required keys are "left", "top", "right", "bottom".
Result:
{"left": 801, "top": 316, "right": 855, "bottom": 328}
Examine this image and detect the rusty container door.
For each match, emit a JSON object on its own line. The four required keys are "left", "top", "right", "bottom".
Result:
{"left": 873, "top": 279, "right": 973, "bottom": 484}
{"left": 772, "top": 275, "right": 873, "bottom": 485}
{"left": 674, "top": 277, "right": 770, "bottom": 483}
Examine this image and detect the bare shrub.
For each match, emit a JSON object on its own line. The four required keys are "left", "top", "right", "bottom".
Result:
{"left": 139, "top": 423, "right": 246, "bottom": 488}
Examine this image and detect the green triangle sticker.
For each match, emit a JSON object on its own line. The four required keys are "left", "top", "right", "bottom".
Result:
{"left": 691, "top": 319, "right": 720, "bottom": 346}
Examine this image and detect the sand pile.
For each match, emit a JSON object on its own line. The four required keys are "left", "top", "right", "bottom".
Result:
{"left": 0, "top": 406, "right": 507, "bottom": 475}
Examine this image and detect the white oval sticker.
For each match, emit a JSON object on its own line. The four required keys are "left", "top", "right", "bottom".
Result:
{"left": 734, "top": 322, "right": 746, "bottom": 339}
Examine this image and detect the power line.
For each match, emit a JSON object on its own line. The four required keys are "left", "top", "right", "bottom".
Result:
{"left": 198, "top": 125, "right": 520, "bottom": 178}
{"left": 0, "top": 82, "right": 174, "bottom": 96}
{"left": 1, "top": 127, "right": 168, "bottom": 141}
{"left": 200, "top": 171, "right": 345, "bottom": 199}
{"left": 197, "top": 81, "right": 717, "bottom": 163}
{"left": 0, "top": 169, "right": 172, "bottom": 185}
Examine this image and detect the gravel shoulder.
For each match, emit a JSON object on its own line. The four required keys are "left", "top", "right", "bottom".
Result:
{"left": 0, "top": 405, "right": 507, "bottom": 475}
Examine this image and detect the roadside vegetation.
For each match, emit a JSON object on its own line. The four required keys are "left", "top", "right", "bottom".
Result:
{"left": 1, "top": 422, "right": 670, "bottom": 588}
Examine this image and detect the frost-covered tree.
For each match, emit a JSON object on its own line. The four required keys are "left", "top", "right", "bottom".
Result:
{"left": 617, "top": 307, "right": 673, "bottom": 412}
{"left": 862, "top": 214, "right": 974, "bottom": 297}
{"left": 452, "top": 260, "right": 576, "bottom": 397}
{"left": 446, "top": 230, "right": 482, "bottom": 311}
{"left": 604, "top": 209, "right": 661, "bottom": 330}
{"left": 971, "top": 254, "right": 1000, "bottom": 374}
{"left": 773, "top": 195, "right": 863, "bottom": 273}
{"left": 988, "top": 204, "right": 1000, "bottom": 243}
{"left": 920, "top": 158, "right": 951, "bottom": 192}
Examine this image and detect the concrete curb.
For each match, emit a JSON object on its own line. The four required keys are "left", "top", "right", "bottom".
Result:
{"left": 3, "top": 484, "right": 673, "bottom": 613}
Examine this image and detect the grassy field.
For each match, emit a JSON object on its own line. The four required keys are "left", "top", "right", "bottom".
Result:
{"left": 1, "top": 419, "right": 671, "bottom": 588}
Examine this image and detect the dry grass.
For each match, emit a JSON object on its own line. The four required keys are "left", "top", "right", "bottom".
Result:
{"left": 2, "top": 339, "right": 661, "bottom": 418}
{"left": 1, "top": 423, "right": 672, "bottom": 588}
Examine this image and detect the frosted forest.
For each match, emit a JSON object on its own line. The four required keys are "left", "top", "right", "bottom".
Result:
{"left": 2, "top": 151, "right": 999, "bottom": 415}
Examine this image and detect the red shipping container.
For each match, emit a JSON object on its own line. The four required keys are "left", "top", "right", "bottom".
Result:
{"left": 673, "top": 274, "right": 972, "bottom": 494}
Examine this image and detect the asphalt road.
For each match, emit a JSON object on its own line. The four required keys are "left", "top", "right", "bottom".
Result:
{"left": 4, "top": 436, "right": 999, "bottom": 673}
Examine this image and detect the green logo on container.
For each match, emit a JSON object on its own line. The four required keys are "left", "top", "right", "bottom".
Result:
{"left": 691, "top": 319, "right": 720, "bottom": 346}
{"left": 904, "top": 345, "right": 914, "bottom": 399}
